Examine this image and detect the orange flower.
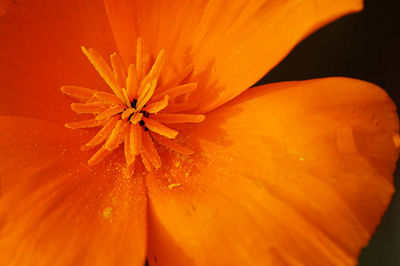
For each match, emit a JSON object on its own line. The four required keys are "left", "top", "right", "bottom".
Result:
{"left": 0, "top": 0, "right": 398, "bottom": 265}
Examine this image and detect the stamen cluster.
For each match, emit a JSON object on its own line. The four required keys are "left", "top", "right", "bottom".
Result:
{"left": 61, "top": 38, "right": 204, "bottom": 178}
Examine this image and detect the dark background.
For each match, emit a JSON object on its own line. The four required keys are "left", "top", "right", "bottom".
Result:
{"left": 255, "top": 0, "right": 400, "bottom": 265}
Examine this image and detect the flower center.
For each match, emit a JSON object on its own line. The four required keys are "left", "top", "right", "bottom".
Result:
{"left": 61, "top": 38, "right": 204, "bottom": 178}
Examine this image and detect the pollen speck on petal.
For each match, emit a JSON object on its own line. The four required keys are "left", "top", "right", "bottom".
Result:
{"left": 168, "top": 183, "right": 182, "bottom": 189}
{"left": 154, "top": 113, "right": 205, "bottom": 124}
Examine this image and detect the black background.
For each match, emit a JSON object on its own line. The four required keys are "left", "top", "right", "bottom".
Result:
{"left": 255, "top": 0, "right": 400, "bottom": 265}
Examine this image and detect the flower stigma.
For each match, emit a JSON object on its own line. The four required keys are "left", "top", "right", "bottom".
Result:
{"left": 61, "top": 38, "right": 205, "bottom": 178}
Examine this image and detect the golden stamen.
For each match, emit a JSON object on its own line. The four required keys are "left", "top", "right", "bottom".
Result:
{"left": 144, "top": 95, "right": 169, "bottom": 114}
{"left": 71, "top": 102, "right": 109, "bottom": 114}
{"left": 65, "top": 119, "right": 103, "bottom": 129}
{"left": 61, "top": 86, "right": 94, "bottom": 102}
{"left": 142, "top": 117, "right": 178, "bottom": 139}
{"left": 95, "top": 105, "right": 126, "bottom": 121}
{"left": 82, "top": 116, "right": 120, "bottom": 151}
{"left": 153, "top": 113, "right": 205, "bottom": 124}
{"left": 62, "top": 38, "right": 205, "bottom": 177}
{"left": 141, "top": 130, "right": 162, "bottom": 169}
{"left": 126, "top": 64, "right": 138, "bottom": 101}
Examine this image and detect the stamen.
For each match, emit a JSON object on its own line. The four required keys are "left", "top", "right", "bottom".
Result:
{"left": 110, "top": 52, "right": 127, "bottom": 91}
{"left": 126, "top": 64, "right": 138, "bottom": 101}
{"left": 141, "top": 130, "right": 161, "bottom": 169}
{"left": 140, "top": 151, "right": 153, "bottom": 172}
{"left": 81, "top": 47, "right": 124, "bottom": 101}
{"left": 65, "top": 119, "right": 103, "bottom": 129}
{"left": 136, "top": 79, "right": 157, "bottom": 111}
{"left": 61, "top": 86, "right": 94, "bottom": 102}
{"left": 140, "top": 49, "right": 165, "bottom": 90}
{"left": 121, "top": 108, "right": 136, "bottom": 120}
{"left": 63, "top": 39, "right": 205, "bottom": 177}
{"left": 88, "top": 144, "right": 110, "bottom": 166}
{"left": 94, "top": 91, "right": 123, "bottom": 105}
{"left": 130, "top": 124, "right": 142, "bottom": 156}
{"left": 121, "top": 88, "right": 131, "bottom": 107}
{"left": 124, "top": 133, "right": 135, "bottom": 165}
{"left": 105, "top": 119, "right": 127, "bottom": 151}
{"left": 118, "top": 122, "right": 130, "bottom": 145}
{"left": 142, "top": 54, "right": 151, "bottom": 78}
{"left": 142, "top": 117, "right": 178, "bottom": 139}
{"left": 122, "top": 163, "right": 135, "bottom": 178}
{"left": 153, "top": 113, "right": 205, "bottom": 124}
{"left": 95, "top": 105, "right": 126, "bottom": 121}
{"left": 86, "top": 96, "right": 103, "bottom": 103}
{"left": 82, "top": 116, "right": 120, "bottom": 151}
{"left": 151, "top": 133, "right": 194, "bottom": 156}
{"left": 71, "top": 102, "right": 109, "bottom": 114}
{"left": 144, "top": 95, "right": 169, "bottom": 114}
{"left": 130, "top": 112, "right": 143, "bottom": 124}
{"left": 152, "top": 82, "right": 197, "bottom": 102}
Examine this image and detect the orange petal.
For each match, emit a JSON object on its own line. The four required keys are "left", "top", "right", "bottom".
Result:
{"left": 0, "top": 0, "right": 116, "bottom": 124}
{"left": 0, "top": 0, "right": 12, "bottom": 15}
{"left": 104, "top": 0, "right": 362, "bottom": 113}
{"left": 164, "top": 102, "right": 199, "bottom": 113}
{"left": 141, "top": 130, "right": 161, "bottom": 169}
{"left": 145, "top": 78, "right": 398, "bottom": 265}
{"left": 189, "top": 0, "right": 364, "bottom": 112}
{"left": 0, "top": 117, "right": 146, "bottom": 266}
{"left": 103, "top": 0, "right": 207, "bottom": 66}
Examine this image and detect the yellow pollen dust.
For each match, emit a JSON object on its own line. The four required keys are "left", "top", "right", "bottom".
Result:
{"left": 61, "top": 38, "right": 204, "bottom": 178}
{"left": 103, "top": 207, "right": 112, "bottom": 219}
{"left": 168, "top": 183, "right": 182, "bottom": 189}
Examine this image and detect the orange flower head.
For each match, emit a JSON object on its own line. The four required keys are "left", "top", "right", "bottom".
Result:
{"left": 0, "top": 0, "right": 399, "bottom": 265}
